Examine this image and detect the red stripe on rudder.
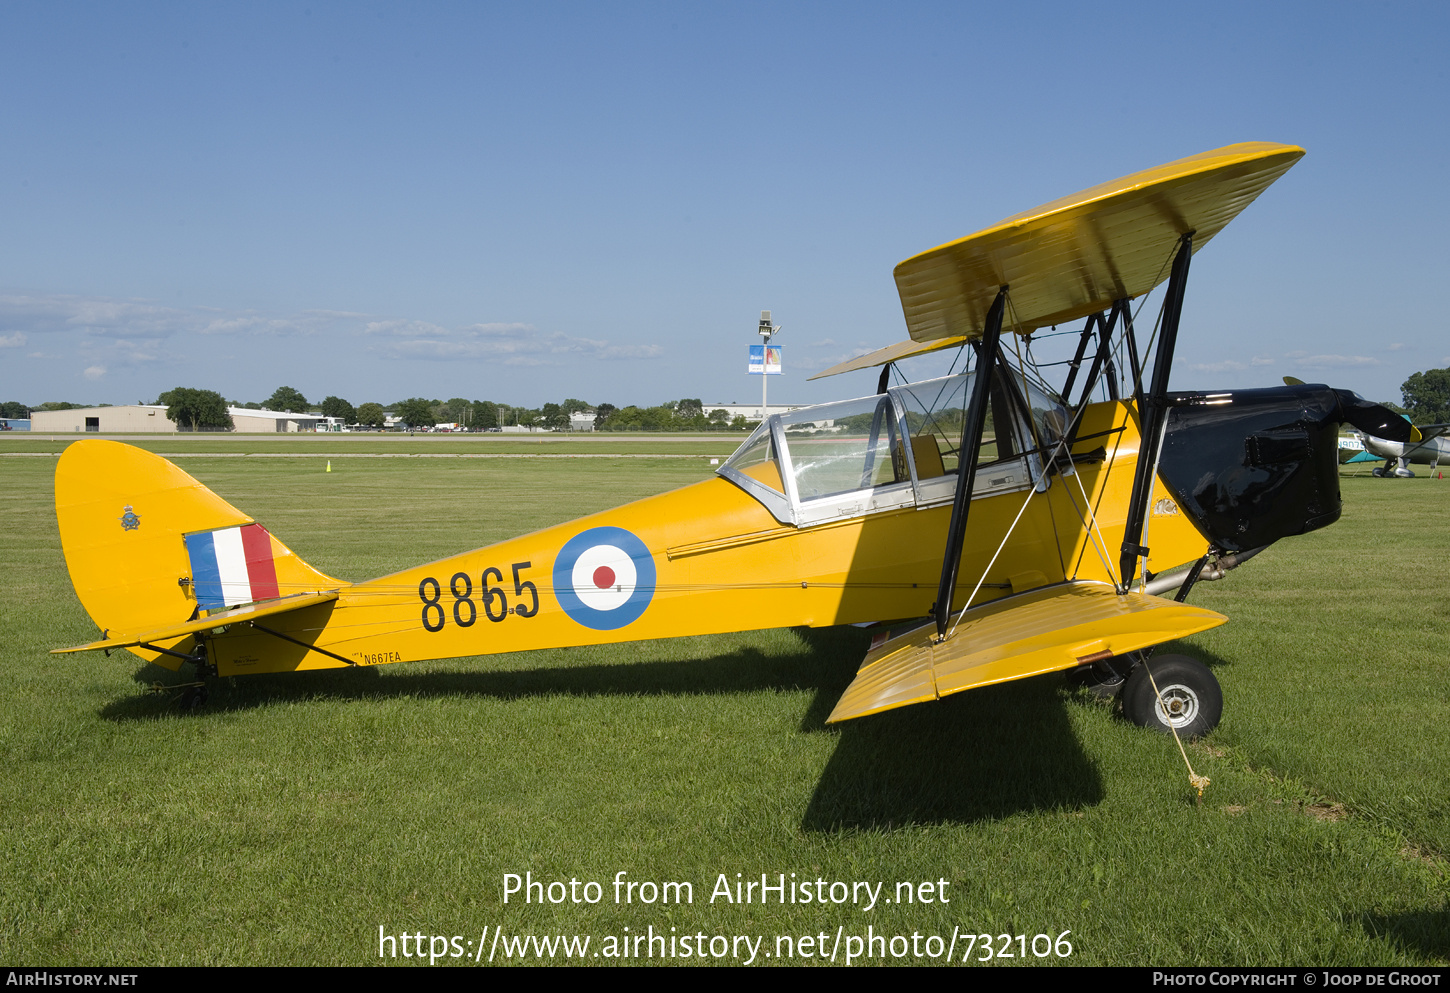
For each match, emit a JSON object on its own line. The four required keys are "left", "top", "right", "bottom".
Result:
{"left": 240, "top": 523, "right": 280, "bottom": 600}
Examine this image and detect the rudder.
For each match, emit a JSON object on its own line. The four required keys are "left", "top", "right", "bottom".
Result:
{"left": 54, "top": 440, "right": 343, "bottom": 668}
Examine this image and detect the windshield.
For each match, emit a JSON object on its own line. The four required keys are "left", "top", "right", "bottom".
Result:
{"left": 726, "top": 425, "right": 784, "bottom": 492}
{"left": 718, "top": 365, "right": 1066, "bottom": 526}
{"left": 779, "top": 394, "right": 905, "bottom": 500}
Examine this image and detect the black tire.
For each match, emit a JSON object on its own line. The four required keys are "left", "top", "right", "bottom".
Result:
{"left": 1122, "top": 654, "right": 1221, "bottom": 739}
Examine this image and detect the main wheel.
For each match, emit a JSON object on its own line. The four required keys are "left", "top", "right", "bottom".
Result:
{"left": 178, "top": 684, "right": 209, "bottom": 710}
{"left": 1122, "top": 655, "right": 1222, "bottom": 739}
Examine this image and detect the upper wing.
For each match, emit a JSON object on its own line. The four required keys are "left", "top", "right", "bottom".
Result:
{"left": 807, "top": 335, "right": 968, "bottom": 381}
{"left": 894, "top": 142, "right": 1305, "bottom": 343}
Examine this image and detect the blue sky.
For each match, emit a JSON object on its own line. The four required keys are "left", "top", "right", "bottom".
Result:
{"left": 2, "top": 2, "right": 1446, "bottom": 410}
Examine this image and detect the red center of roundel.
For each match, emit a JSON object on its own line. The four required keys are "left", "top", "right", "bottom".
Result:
{"left": 592, "top": 565, "right": 616, "bottom": 590}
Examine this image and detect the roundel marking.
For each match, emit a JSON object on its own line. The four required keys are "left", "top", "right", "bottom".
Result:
{"left": 571, "top": 543, "right": 637, "bottom": 612}
{"left": 553, "top": 526, "right": 656, "bottom": 630}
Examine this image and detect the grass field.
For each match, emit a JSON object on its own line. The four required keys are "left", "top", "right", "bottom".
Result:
{"left": 1, "top": 436, "right": 1447, "bottom": 966}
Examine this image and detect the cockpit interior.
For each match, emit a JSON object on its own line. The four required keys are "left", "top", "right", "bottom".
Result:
{"left": 718, "top": 366, "right": 1069, "bottom": 527}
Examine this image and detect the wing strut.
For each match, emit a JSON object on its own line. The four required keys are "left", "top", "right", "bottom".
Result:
{"left": 1047, "top": 306, "right": 1124, "bottom": 459}
{"left": 1119, "top": 233, "right": 1193, "bottom": 589}
{"left": 1075, "top": 306, "right": 1122, "bottom": 409}
{"left": 933, "top": 286, "right": 1007, "bottom": 642}
{"left": 1120, "top": 297, "right": 1145, "bottom": 406}
{"left": 1058, "top": 315, "right": 1097, "bottom": 401}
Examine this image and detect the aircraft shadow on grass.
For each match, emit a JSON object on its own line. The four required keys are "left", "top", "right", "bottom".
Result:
{"left": 104, "top": 624, "right": 871, "bottom": 718}
{"left": 97, "top": 622, "right": 1149, "bottom": 830}
{"left": 1360, "top": 907, "right": 1450, "bottom": 961}
{"left": 799, "top": 679, "right": 1104, "bottom": 831}
{"left": 795, "top": 632, "right": 1249, "bottom": 830}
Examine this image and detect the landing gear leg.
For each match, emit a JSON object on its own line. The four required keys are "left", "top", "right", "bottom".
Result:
{"left": 140, "top": 639, "right": 217, "bottom": 709}
{"left": 1066, "top": 654, "right": 1133, "bottom": 700}
{"left": 178, "top": 652, "right": 217, "bottom": 710}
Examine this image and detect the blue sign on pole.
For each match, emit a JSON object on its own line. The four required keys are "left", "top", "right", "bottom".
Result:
{"left": 748, "top": 345, "right": 782, "bottom": 375}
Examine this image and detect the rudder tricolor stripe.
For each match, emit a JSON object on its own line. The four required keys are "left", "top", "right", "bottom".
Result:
{"left": 185, "top": 523, "right": 281, "bottom": 610}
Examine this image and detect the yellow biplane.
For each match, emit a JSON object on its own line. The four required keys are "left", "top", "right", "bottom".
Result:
{"left": 52, "top": 142, "right": 1414, "bottom": 737}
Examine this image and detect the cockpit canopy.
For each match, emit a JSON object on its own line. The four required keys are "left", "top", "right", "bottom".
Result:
{"left": 718, "top": 368, "right": 1067, "bottom": 527}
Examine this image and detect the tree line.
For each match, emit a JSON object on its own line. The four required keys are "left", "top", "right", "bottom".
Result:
{"left": 19, "top": 387, "right": 756, "bottom": 432}
{"left": 8, "top": 367, "right": 1450, "bottom": 431}
{"left": 31, "top": 366, "right": 1446, "bottom": 431}
{"left": 385, "top": 396, "right": 753, "bottom": 431}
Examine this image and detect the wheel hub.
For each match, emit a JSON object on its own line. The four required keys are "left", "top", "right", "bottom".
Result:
{"left": 1154, "top": 683, "right": 1199, "bottom": 728}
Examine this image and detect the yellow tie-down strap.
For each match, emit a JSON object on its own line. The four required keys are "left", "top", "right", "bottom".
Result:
{"left": 826, "top": 581, "right": 1226, "bottom": 723}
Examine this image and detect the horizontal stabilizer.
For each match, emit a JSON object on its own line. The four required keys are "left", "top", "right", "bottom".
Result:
{"left": 827, "top": 582, "right": 1226, "bottom": 723}
{"left": 52, "top": 590, "right": 339, "bottom": 654}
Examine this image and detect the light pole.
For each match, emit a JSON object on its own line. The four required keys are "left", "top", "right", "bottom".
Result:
{"left": 758, "top": 310, "right": 780, "bottom": 422}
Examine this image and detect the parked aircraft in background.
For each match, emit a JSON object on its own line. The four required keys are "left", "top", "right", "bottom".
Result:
{"left": 1285, "top": 378, "right": 1443, "bottom": 478}
{"left": 1361, "top": 426, "right": 1449, "bottom": 476}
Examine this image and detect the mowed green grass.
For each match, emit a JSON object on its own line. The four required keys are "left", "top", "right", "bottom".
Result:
{"left": 1, "top": 442, "right": 1447, "bottom": 966}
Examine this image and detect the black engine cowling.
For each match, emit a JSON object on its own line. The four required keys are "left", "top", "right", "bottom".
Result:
{"left": 1156, "top": 385, "right": 1346, "bottom": 553}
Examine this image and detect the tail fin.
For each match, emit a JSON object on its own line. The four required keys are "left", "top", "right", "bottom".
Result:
{"left": 55, "top": 440, "right": 343, "bottom": 666}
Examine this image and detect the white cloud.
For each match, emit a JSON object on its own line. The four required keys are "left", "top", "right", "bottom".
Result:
{"left": 0, "top": 294, "right": 359, "bottom": 340}
{"left": 300, "top": 309, "right": 370, "bottom": 320}
{"left": 1296, "top": 354, "right": 1381, "bottom": 369}
{"left": 0, "top": 294, "right": 196, "bottom": 338}
{"left": 1187, "top": 360, "right": 1248, "bottom": 373}
{"left": 467, "top": 322, "right": 536, "bottom": 336}
{"left": 197, "top": 315, "right": 306, "bottom": 336}
{"left": 380, "top": 326, "right": 663, "bottom": 365}
{"left": 1250, "top": 356, "right": 1274, "bottom": 367}
{"left": 0, "top": 292, "right": 661, "bottom": 370}
{"left": 122, "top": 340, "right": 168, "bottom": 363}
{"left": 363, "top": 318, "right": 454, "bottom": 337}
{"left": 83, "top": 365, "right": 106, "bottom": 380}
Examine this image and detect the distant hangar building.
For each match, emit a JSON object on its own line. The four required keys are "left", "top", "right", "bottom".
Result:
{"left": 706, "top": 402, "right": 806, "bottom": 422}
{"left": 29, "top": 405, "right": 330, "bottom": 434}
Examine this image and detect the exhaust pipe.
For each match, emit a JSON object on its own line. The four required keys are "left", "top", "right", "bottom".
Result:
{"left": 1142, "top": 545, "right": 1269, "bottom": 598}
